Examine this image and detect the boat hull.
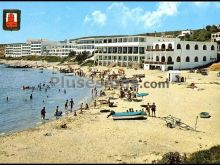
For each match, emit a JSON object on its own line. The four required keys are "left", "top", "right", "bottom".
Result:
{"left": 112, "top": 114, "right": 146, "bottom": 120}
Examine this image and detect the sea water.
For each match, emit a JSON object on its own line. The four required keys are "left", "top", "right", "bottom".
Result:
{"left": 0, "top": 64, "right": 97, "bottom": 134}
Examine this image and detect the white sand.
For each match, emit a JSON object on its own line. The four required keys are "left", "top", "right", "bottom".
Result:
{"left": 0, "top": 60, "right": 219, "bottom": 163}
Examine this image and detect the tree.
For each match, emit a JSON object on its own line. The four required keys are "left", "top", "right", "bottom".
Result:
{"left": 206, "top": 25, "right": 211, "bottom": 31}
{"left": 74, "top": 51, "right": 90, "bottom": 64}
{"left": 68, "top": 51, "right": 76, "bottom": 58}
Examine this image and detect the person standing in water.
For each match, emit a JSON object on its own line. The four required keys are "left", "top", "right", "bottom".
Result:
{"left": 70, "top": 98, "right": 74, "bottom": 112}
{"left": 80, "top": 103, "right": 83, "bottom": 114}
{"left": 30, "top": 94, "right": 33, "bottom": 100}
{"left": 6, "top": 96, "right": 9, "bottom": 102}
{"left": 41, "top": 107, "right": 46, "bottom": 120}
{"left": 65, "top": 100, "right": 68, "bottom": 110}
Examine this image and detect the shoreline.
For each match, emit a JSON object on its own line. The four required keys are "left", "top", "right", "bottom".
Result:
{"left": 0, "top": 59, "right": 104, "bottom": 136}
{"left": 0, "top": 59, "right": 220, "bottom": 163}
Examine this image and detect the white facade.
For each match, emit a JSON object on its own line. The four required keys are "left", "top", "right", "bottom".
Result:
{"left": 211, "top": 32, "right": 220, "bottom": 42}
{"left": 93, "top": 35, "right": 180, "bottom": 67}
{"left": 5, "top": 43, "right": 30, "bottom": 57}
{"left": 42, "top": 40, "right": 77, "bottom": 57}
{"left": 178, "top": 30, "right": 194, "bottom": 37}
{"left": 144, "top": 40, "right": 217, "bottom": 71}
{"left": 27, "top": 39, "right": 48, "bottom": 56}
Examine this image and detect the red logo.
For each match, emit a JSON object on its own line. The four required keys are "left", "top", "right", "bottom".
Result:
{"left": 3, "top": 9, "right": 21, "bottom": 31}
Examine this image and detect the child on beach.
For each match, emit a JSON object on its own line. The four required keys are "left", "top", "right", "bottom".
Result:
{"left": 85, "top": 103, "right": 89, "bottom": 110}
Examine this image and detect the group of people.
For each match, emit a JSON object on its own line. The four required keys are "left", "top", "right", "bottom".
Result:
{"left": 145, "top": 102, "right": 157, "bottom": 117}
{"left": 64, "top": 98, "right": 75, "bottom": 112}
{"left": 91, "top": 86, "right": 98, "bottom": 97}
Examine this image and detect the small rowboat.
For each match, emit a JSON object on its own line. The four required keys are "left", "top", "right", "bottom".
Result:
{"left": 110, "top": 111, "right": 147, "bottom": 120}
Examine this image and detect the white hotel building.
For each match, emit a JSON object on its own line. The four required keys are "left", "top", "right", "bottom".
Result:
{"left": 144, "top": 40, "right": 217, "bottom": 71}
{"left": 93, "top": 35, "right": 180, "bottom": 67}
{"left": 5, "top": 39, "right": 47, "bottom": 57}
{"left": 4, "top": 34, "right": 218, "bottom": 71}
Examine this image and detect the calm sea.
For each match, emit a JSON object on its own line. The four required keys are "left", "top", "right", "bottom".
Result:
{"left": 0, "top": 64, "right": 97, "bottom": 135}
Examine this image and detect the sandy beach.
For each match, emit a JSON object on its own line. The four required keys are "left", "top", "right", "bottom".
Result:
{"left": 0, "top": 59, "right": 220, "bottom": 163}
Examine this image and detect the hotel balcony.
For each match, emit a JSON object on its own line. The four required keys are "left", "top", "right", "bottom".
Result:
{"left": 146, "top": 48, "right": 174, "bottom": 51}
{"left": 144, "top": 61, "right": 174, "bottom": 65}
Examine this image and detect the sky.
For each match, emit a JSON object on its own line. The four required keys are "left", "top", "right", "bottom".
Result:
{"left": 0, "top": 1, "right": 220, "bottom": 43}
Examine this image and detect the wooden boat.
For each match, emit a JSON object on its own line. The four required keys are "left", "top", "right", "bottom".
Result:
{"left": 109, "top": 111, "right": 147, "bottom": 120}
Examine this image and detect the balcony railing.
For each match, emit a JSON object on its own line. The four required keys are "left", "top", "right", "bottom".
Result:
{"left": 144, "top": 61, "right": 174, "bottom": 65}
{"left": 146, "top": 48, "right": 174, "bottom": 51}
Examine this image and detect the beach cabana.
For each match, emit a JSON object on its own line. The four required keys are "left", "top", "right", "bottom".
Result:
{"left": 167, "top": 70, "right": 181, "bottom": 82}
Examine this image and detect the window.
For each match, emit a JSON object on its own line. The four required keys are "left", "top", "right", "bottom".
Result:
{"left": 133, "top": 37, "right": 138, "bottom": 42}
{"left": 123, "top": 47, "right": 127, "bottom": 54}
{"left": 186, "top": 44, "right": 190, "bottom": 50}
{"left": 161, "top": 56, "right": 165, "bottom": 62}
{"left": 133, "top": 47, "right": 138, "bottom": 54}
{"left": 177, "top": 44, "right": 181, "bottom": 49}
{"left": 168, "top": 43, "right": 172, "bottom": 49}
{"left": 128, "top": 47, "right": 133, "bottom": 54}
{"left": 203, "top": 56, "right": 206, "bottom": 61}
{"left": 113, "top": 47, "right": 117, "bottom": 53}
{"left": 123, "top": 38, "right": 127, "bottom": 42}
{"left": 113, "top": 38, "right": 117, "bottom": 43}
{"left": 118, "top": 38, "right": 122, "bottom": 42}
{"left": 123, "top": 56, "right": 127, "bottom": 60}
{"left": 156, "top": 56, "right": 159, "bottom": 61}
{"left": 103, "top": 47, "right": 107, "bottom": 53}
{"left": 128, "top": 56, "right": 132, "bottom": 61}
{"left": 155, "top": 44, "right": 159, "bottom": 49}
{"left": 128, "top": 38, "right": 133, "bottom": 42}
{"left": 203, "top": 45, "right": 207, "bottom": 50}
{"left": 211, "top": 45, "right": 215, "bottom": 50}
{"left": 118, "top": 47, "right": 122, "bottom": 54}
{"left": 167, "top": 56, "right": 172, "bottom": 63}
{"left": 139, "top": 47, "right": 144, "bottom": 54}
{"left": 108, "top": 39, "right": 112, "bottom": 43}
{"left": 194, "top": 56, "right": 198, "bottom": 62}
{"left": 108, "top": 47, "right": 112, "bottom": 53}
{"left": 176, "top": 56, "right": 181, "bottom": 62}
{"left": 186, "top": 56, "right": 190, "bottom": 62}
{"left": 161, "top": 44, "right": 166, "bottom": 50}
{"left": 195, "top": 44, "right": 198, "bottom": 50}
{"left": 139, "top": 37, "right": 145, "bottom": 42}
{"left": 134, "top": 56, "right": 138, "bottom": 61}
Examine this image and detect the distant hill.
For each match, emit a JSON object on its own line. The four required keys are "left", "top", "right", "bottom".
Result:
{"left": 138, "top": 24, "right": 220, "bottom": 42}
{"left": 70, "top": 24, "right": 220, "bottom": 42}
